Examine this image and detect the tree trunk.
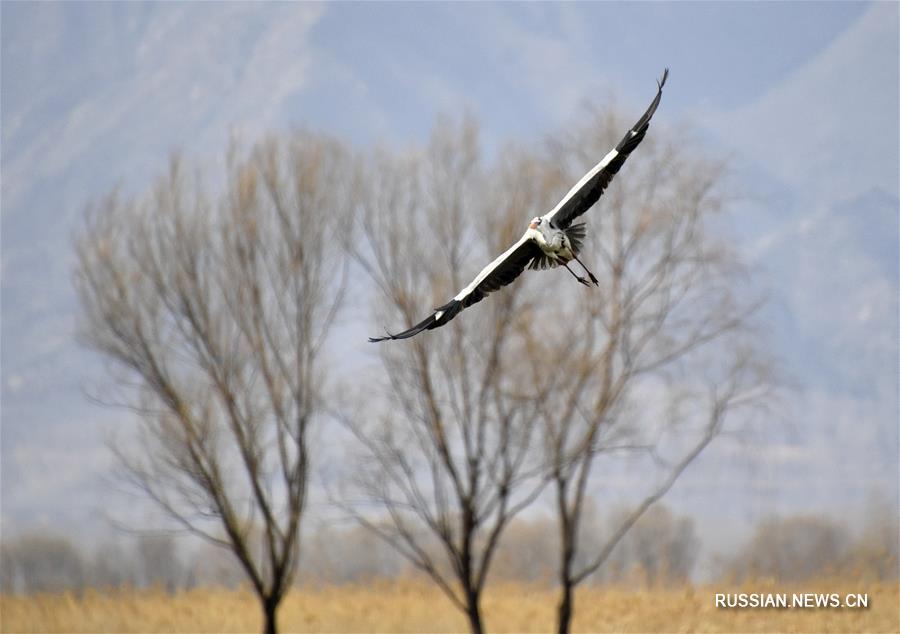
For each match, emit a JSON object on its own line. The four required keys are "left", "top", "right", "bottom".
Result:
{"left": 557, "top": 527, "right": 576, "bottom": 634}
{"left": 465, "top": 589, "right": 485, "bottom": 634}
{"left": 557, "top": 579, "right": 574, "bottom": 634}
{"left": 263, "top": 595, "right": 279, "bottom": 634}
{"left": 556, "top": 494, "right": 576, "bottom": 634}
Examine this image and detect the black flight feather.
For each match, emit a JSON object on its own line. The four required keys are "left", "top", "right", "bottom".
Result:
{"left": 370, "top": 239, "right": 539, "bottom": 342}
{"left": 548, "top": 68, "right": 668, "bottom": 230}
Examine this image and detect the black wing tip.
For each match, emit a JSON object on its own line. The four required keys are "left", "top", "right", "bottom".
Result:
{"left": 368, "top": 325, "right": 420, "bottom": 343}
{"left": 368, "top": 300, "right": 462, "bottom": 343}
{"left": 658, "top": 68, "right": 669, "bottom": 91}
{"left": 612, "top": 69, "right": 669, "bottom": 155}
{"left": 368, "top": 327, "right": 396, "bottom": 342}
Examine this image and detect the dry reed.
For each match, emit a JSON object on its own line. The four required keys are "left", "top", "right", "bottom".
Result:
{"left": 2, "top": 580, "right": 897, "bottom": 633}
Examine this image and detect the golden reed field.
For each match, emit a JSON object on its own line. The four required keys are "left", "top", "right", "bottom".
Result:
{"left": 3, "top": 580, "right": 898, "bottom": 633}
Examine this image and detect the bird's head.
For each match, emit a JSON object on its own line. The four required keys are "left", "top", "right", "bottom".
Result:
{"left": 529, "top": 217, "right": 542, "bottom": 230}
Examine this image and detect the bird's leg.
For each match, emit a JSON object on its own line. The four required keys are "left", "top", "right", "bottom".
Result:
{"left": 563, "top": 262, "right": 592, "bottom": 287}
{"left": 572, "top": 254, "right": 600, "bottom": 286}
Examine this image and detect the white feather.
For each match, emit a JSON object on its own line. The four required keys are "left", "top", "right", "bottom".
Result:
{"left": 544, "top": 148, "right": 618, "bottom": 224}
{"left": 453, "top": 233, "right": 531, "bottom": 301}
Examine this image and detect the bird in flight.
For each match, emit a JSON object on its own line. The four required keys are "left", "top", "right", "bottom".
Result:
{"left": 370, "top": 69, "right": 668, "bottom": 343}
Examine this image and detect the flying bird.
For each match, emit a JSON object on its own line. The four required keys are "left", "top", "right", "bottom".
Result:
{"left": 370, "top": 69, "right": 668, "bottom": 343}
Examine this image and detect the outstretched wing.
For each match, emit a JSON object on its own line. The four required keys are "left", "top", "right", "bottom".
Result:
{"left": 369, "top": 234, "right": 540, "bottom": 342}
{"left": 544, "top": 68, "right": 668, "bottom": 230}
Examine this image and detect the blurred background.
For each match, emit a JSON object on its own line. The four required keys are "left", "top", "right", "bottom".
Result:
{"left": 1, "top": 0, "right": 897, "bottom": 617}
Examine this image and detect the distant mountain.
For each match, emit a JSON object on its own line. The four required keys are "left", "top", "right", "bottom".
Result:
{"left": 759, "top": 188, "right": 898, "bottom": 397}
{"left": 702, "top": 2, "right": 898, "bottom": 208}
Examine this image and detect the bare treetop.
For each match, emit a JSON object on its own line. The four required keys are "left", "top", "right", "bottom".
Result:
{"left": 74, "top": 133, "right": 353, "bottom": 634}
{"left": 343, "top": 117, "right": 562, "bottom": 634}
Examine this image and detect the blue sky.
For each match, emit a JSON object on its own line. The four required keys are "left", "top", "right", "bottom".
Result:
{"left": 2, "top": 2, "right": 897, "bottom": 558}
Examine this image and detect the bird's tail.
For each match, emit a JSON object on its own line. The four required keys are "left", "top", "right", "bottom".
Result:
{"left": 566, "top": 222, "right": 587, "bottom": 255}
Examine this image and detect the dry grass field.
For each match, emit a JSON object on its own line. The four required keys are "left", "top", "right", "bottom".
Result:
{"left": 3, "top": 580, "right": 898, "bottom": 633}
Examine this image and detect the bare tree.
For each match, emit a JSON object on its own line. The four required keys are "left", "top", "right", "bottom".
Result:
{"left": 595, "top": 503, "right": 699, "bottom": 587}
{"left": 89, "top": 537, "right": 139, "bottom": 590}
{"left": 74, "top": 134, "right": 351, "bottom": 634}
{"left": 0, "top": 542, "right": 17, "bottom": 594}
{"left": 189, "top": 539, "right": 249, "bottom": 589}
{"left": 300, "top": 523, "right": 405, "bottom": 584}
{"left": 511, "top": 108, "right": 774, "bottom": 633}
{"left": 0, "top": 533, "right": 86, "bottom": 594}
{"left": 726, "top": 514, "right": 853, "bottom": 582}
{"left": 850, "top": 492, "right": 900, "bottom": 581}
{"left": 136, "top": 534, "right": 183, "bottom": 592}
{"left": 490, "top": 515, "right": 559, "bottom": 584}
{"left": 341, "top": 118, "right": 549, "bottom": 634}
